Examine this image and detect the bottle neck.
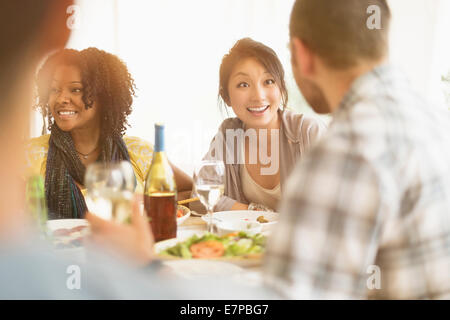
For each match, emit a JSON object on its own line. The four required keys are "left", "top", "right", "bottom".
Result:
{"left": 154, "top": 125, "right": 165, "bottom": 152}
{"left": 152, "top": 151, "right": 169, "bottom": 164}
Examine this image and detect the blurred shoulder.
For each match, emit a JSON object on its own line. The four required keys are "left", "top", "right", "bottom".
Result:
{"left": 25, "top": 134, "right": 50, "bottom": 151}
{"left": 281, "top": 108, "right": 327, "bottom": 144}
{"left": 24, "top": 135, "right": 50, "bottom": 175}
{"left": 123, "top": 136, "right": 154, "bottom": 187}
{"left": 123, "top": 136, "right": 153, "bottom": 158}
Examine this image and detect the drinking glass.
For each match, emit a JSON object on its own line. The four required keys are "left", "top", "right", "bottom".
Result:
{"left": 193, "top": 160, "right": 225, "bottom": 233}
{"left": 84, "top": 161, "right": 136, "bottom": 223}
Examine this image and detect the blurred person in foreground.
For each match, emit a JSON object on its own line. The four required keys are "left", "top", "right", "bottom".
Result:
{"left": 0, "top": 0, "right": 275, "bottom": 299}
{"left": 263, "top": 0, "right": 450, "bottom": 299}
{"left": 0, "top": 0, "right": 86, "bottom": 298}
{"left": 88, "top": 0, "right": 450, "bottom": 300}
{"left": 0, "top": 0, "right": 162, "bottom": 299}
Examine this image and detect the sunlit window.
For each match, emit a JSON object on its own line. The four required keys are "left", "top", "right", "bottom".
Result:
{"left": 30, "top": 0, "right": 450, "bottom": 174}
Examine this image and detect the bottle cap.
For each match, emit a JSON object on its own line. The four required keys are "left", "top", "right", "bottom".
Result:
{"left": 155, "top": 123, "right": 165, "bottom": 152}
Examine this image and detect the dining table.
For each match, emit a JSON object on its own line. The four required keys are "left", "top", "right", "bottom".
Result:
{"left": 168, "top": 214, "right": 265, "bottom": 287}
{"left": 51, "top": 214, "right": 266, "bottom": 288}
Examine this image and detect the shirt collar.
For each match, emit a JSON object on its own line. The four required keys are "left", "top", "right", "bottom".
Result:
{"left": 336, "top": 63, "right": 399, "bottom": 114}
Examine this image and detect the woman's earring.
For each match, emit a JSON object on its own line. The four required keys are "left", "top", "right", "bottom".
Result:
{"left": 47, "top": 111, "right": 54, "bottom": 132}
{"left": 41, "top": 113, "right": 46, "bottom": 135}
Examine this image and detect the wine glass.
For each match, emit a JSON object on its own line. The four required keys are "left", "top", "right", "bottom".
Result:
{"left": 84, "top": 161, "right": 136, "bottom": 223}
{"left": 193, "top": 160, "right": 225, "bottom": 233}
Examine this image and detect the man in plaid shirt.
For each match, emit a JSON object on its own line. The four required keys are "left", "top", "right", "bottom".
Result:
{"left": 264, "top": 0, "right": 450, "bottom": 299}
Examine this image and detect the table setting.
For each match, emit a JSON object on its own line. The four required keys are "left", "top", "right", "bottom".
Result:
{"left": 40, "top": 159, "right": 278, "bottom": 287}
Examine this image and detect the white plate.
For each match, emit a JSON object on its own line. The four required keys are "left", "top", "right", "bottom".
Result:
{"left": 201, "top": 210, "right": 278, "bottom": 232}
{"left": 216, "top": 220, "right": 262, "bottom": 236}
{"left": 177, "top": 205, "right": 191, "bottom": 225}
{"left": 47, "top": 219, "right": 89, "bottom": 231}
{"left": 162, "top": 260, "right": 244, "bottom": 280}
{"left": 154, "top": 236, "right": 263, "bottom": 268}
{"left": 177, "top": 211, "right": 190, "bottom": 225}
{"left": 46, "top": 219, "right": 89, "bottom": 252}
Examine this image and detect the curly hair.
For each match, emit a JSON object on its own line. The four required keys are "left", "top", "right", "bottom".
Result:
{"left": 35, "top": 47, "right": 136, "bottom": 138}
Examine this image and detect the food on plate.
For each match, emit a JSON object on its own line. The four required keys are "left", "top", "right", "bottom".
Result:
{"left": 176, "top": 205, "right": 190, "bottom": 224}
{"left": 52, "top": 228, "right": 72, "bottom": 237}
{"left": 50, "top": 225, "right": 88, "bottom": 249}
{"left": 256, "top": 215, "right": 269, "bottom": 223}
{"left": 159, "top": 232, "right": 266, "bottom": 259}
{"left": 53, "top": 225, "right": 87, "bottom": 236}
{"left": 190, "top": 240, "right": 225, "bottom": 258}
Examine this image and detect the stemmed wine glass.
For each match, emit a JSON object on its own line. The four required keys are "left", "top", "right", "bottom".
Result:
{"left": 193, "top": 160, "right": 225, "bottom": 233}
{"left": 84, "top": 161, "right": 136, "bottom": 223}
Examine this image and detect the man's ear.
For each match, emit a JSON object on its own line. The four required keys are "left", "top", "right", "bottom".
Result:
{"left": 291, "top": 37, "right": 315, "bottom": 77}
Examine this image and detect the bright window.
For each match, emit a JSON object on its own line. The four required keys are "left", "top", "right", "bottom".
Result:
{"left": 30, "top": 0, "right": 450, "bottom": 174}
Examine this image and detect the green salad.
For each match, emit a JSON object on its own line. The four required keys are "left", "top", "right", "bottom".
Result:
{"left": 159, "top": 232, "right": 266, "bottom": 259}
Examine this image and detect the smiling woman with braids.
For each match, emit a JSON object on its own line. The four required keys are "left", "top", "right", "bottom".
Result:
{"left": 25, "top": 47, "right": 192, "bottom": 219}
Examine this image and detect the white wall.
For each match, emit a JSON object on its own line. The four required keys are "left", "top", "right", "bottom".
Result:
{"left": 388, "top": 0, "right": 450, "bottom": 104}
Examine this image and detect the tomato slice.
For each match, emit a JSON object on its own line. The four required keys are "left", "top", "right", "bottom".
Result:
{"left": 53, "top": 228, "right": 71, "bottom": 237}
{"left": 190, "top": 240, "right": 225, "bottom": 258}
{"left": 70, "top": 225, "right": 87, "bottom": 233}
{"left": 225, "top": 232, "right": 239, "bottom": 238}
{"left": 177, "top": 209, "right": 184, "bottom": 218}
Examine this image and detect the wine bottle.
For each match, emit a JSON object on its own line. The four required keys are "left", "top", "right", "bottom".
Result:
{"left": 25, "top": 175, "right": 48, "bottom": 237}
{"left": 144, "top": 123, "right": 177, "bottom": 242}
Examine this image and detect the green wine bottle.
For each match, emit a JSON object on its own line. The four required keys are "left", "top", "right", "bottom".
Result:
{"left": 144, "top": 123, "right": 177, "bottom": 242}
{"left": 25, "top": 175, "right": 48, "bottom": 237}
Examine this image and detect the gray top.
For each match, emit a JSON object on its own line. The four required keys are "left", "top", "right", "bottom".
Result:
{"left": 199, "top": 109, "right": 327, "bottom": 212}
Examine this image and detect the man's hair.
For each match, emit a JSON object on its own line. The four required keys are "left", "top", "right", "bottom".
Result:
{"left": 290, "top": 0, "right": 391, "bottom": 69}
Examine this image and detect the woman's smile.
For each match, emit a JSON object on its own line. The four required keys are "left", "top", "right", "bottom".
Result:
{"left": 48, "top": 65, "right": 100, "bottom": 132}
{"left": 247, "top": 104, "right": 270, "bottom": 116}
{"left": 55, "top": 109, "right": 79, "bottom": 120}
{"left": 227, "top": 58, "right": 282, "bottom": 130}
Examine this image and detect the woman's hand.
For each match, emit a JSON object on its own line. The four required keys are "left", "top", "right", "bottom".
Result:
{"left": 85, "top": 196, "right": 154, "bottom": 266}
{"left": 231, "top": 202, "right": 249, "bottom": 210}
{"left": 248, "top": 202, "right": 273, "bottom": 212}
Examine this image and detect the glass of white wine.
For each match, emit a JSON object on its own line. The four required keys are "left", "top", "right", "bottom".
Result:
{"left": 193, "top": 160, "right": 225, "bottom": 233}
{"left": 85, "top": 161, "right": 136, "bottom": 224}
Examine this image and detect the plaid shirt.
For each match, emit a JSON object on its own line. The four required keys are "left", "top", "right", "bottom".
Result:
{"left": 264, "top": 64, "right": 450, "bottom": 299}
